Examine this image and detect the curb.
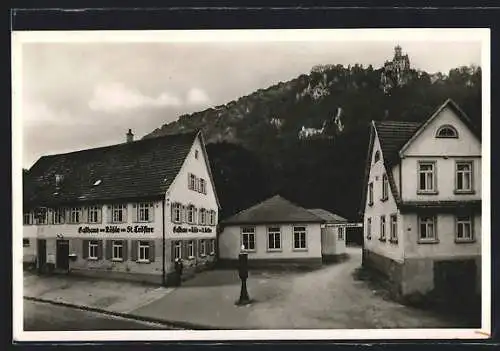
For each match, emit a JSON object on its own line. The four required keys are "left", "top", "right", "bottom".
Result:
{"left": 24, "top": 296, "right": 220, "bottom": 330}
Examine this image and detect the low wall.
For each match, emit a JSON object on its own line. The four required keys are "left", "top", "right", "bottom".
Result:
{"left": 362, "top": 249, "right": 403, "bottom": 297}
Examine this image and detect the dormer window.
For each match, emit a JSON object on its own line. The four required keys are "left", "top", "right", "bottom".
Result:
{"left": 374, "top": 151, "right": 380, "bottom": 163}
{"left": 436, "top": 125, "right": 458, "bottom": 138}
{"left": 93, "top": 179, "right": 102, "bottom": 186}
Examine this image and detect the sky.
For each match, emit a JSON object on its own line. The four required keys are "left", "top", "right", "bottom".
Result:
{"left": 17, "top": 31, "right": 483, "bottom": 169}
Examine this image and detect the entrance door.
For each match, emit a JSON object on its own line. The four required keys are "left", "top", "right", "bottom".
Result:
{"left": 56, "top": 240, "right": 69, "bottom": 271}
{"left": 37, "top": 239, "right": 46, "bottom": 273}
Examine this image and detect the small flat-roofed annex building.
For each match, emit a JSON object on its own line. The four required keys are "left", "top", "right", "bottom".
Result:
{"left": 218, "top": 195, "right": 352, "bottom": 268}
{"left": 23, "top": 130, "right": 220, "bottom": 285}
{"left": 308, "top": 209, "right": 348, "bottom": 262}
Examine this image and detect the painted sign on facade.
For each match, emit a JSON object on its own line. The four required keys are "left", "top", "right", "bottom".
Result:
{"left": 78, "top": 225, "right": 155, "bottom": 234}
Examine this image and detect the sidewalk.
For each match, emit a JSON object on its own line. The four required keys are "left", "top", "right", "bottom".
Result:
{"left": 23, "top": 272, "right": 174, "bottom": 315}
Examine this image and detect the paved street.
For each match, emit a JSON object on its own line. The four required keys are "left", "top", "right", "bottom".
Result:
{"left": 132, "top": 247, "right": 475, "bottom": 329}
{"left": 24, "top": 300, "right": 174, "bottom": 331}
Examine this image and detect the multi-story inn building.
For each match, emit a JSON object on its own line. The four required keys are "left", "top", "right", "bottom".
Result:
{"left": 23, "top": 130, "right": 220, "bottom": 285}
{"left": 361, "top": 99, "right": 482, "bottom": 300}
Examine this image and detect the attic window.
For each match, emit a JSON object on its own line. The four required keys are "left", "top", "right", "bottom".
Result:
{"left": 374, "top": 151, "right": 380, "bottom": 163}
{"left": 93, "top": 179, "right": 102, "bottom": 186}
{"left": 195, "top": 150, "right": 199, "bottom": 159}
{"left": 436, "top": 125, "right": 458, "bottom": 138}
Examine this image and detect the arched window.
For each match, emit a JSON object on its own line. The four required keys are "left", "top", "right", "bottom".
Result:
{"left": 436, "top": 125, "right": 458, "bottom": 138}
{"left": 374, "top": 150, "right": 380, "bottom": 163}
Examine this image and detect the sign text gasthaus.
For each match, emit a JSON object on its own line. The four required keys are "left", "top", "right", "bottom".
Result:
{"left": 78, "top": 225, "right": 154, "bottom": 234}
{"left": 173, "top": 226, "right": 212, "bottom": 234}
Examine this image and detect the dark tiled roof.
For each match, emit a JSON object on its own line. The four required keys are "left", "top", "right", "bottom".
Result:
{"left": 222, "top": 195, "right": 324, "bottom": 225}
{"left": 23, "top": 131, "right": 199, "bottom": 208}
{"left": 400, "top": 200, "right": 481, "bottom": 212}
{"left": 374, "top": 121, "right": 422, "bottom": 166}
{"left": 308, "top": 209, "right": 347, "bottom": 223}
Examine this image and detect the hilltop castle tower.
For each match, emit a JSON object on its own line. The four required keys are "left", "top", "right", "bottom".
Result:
{"left": 380, "top": 45, "right": 411, "bottom": 93}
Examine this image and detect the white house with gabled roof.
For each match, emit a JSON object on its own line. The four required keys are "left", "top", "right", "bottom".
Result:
{"left": 361, "top": 99, "right": 482, "bottom": 301}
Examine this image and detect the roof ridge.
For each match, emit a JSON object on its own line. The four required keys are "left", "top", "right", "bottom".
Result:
{"left": 36, "top": 130, "right": 199, "bottom": 161}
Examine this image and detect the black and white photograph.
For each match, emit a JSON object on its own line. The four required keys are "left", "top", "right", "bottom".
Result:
{"left": 12, "top": 28, "right": 490, "bottom": 341}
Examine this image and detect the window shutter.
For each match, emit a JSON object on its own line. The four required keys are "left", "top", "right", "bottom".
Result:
{"left": 105, "top": 240, "right": 112, "bottom": 259}
{"left": 123, "top": 205, "right": 128, "bottom": 223}
{"left": 181, "top": 205, "right": 186, "bottom": 223}
{"left": 149, "top": 203, "right": 154, "bottom": 222}
{"left": 122, "top": 240, "right": 128, "bottom": 261}
{"left": 132, "top": 204, "right": 138, "bottom": 223}
{"left": 170, "top": 203, "right": 175, "bottom": 223}
{"left": 98, "top": 240, "right": 103, "bottom": 259}
{"left": 82, "top": 207, "right": 88, "bottom": 223}
{"left": 65, "top": 208, "right": 70, "bottom": 223}
{"left": 82, "top": 240, "right": 89, "bottom": 259}
{"left": 193, "top": 240, "right": 198, "bottom": 259}
{"left": 187, "top": 173, "right": 191, "bottom": 190}
{"left": 182, "top": 240, "right": 188, "bottom": 259}
{"left": 131, "top": 240, "right": 138, "bottom": 261}
{"left": 199, "top": 239, "right": 203, "bottom": 256}
{"left": 171, "top": 240, "right": 175, "bottom": 262}
{"left": 149, "top": 241, "right": 155, "bottom": 262}
{"left": 97, "top": 207, "right": 102, "bottom": 223}
{"left": 107, "top": 206, "right": 112, "bottom": 223}
{"left": 47, "top": 209, "right": 53, "bottom": 224}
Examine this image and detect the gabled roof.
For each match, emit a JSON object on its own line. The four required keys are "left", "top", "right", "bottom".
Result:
{"left": 399, "top": 98, "right": 481, "bottom": 156}
{"left": 359, "top": 98, "right": 481, "bottom": 216}
{"left": 308, "top": 209, "right": 347, "bottom": 223}
{"left": 23, "top": 131, "right": 200, "bottom": 208}
{"left": 221, "top": 195, "right": 324, "bottom": 225}
{"left": 359, "top": 121, "right": 422, "bottom": 213}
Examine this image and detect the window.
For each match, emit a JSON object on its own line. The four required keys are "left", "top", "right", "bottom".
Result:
{"left": 368, "top": 182, "right": 374, "bottom": 205}
{"left": 188, "top": 173, "right": 196, "bottom": 190}
{"left": 210, "top": 239, "right": 216, "bottom": 255}
{"left": 174, "top": 241, "right": 182, "bottom": 259}
{"left": 23, "top": 213, "right": 32, "bottom": 225}
{"left": 199, "top": 178, "right": 206, "bottom": 194}
{"left": 381, "top": 173, "right": 389, "bottom": 201}
{"left": 338, "top": 227, "right": 345, "bottom": 241}
{"left": 241, "top": 227, "right": 256, "bottom": 251}
{"left": 195, "top": 150, "right": 199, "bottom": 159}
{"left": 89, "top": 240, "right": 99, "bottom": 259}
{"left": 267, "top": 226, "right": 281, "bottom": 251}
{"left": 456, "top": 162, "right": 473, "bottom": 193}
{"left": 419, "top": 216, "right": 437, "bottom": 242}
{"left": 390, "top": 215, "right": 398, "bottom": 243}
{"left": 87, "top": 206, "right": 100, "bottom": 224}
{"left": 380, "top": 216, "right": 386, "bottom": 241}
{"left": 418, "top": 162, "right": 436, "bottom": 193}
{"left": 187, "top": 205, "right": 197, "bottom": 224}
{"left": 112, "top": 204, "right": 126, "bottom": 223}
{"left": 69, "top": 207, "right": 81, "bottom": 224}
{"left": 209, "top": 210, "right": 216, "bottom": 225}
{"left": 34, "top": 208, "right": 48, "bottom": 225}
{"left": 436, "top": 124, "right": 458, "bottom": 138}
{"left": 172, "top": 203, "right": 182, "bottom": 223}
{"left": 137, "top": 202, "right": 153, "bottom": 222}
{"left": 456, "top": 215, "right": 474, "bottom": 242}
{"left": 374, "top": 150, "right": 380, "bottom": 163}
{"left": 112, "top": 240, "right": 124, "bottom": 261}
{"left": 367, "top": 218, "right": 372, "bottom": 240}
{"left": 199, "top": 240, "right": 207, "bottom": 256}
{"left": 23, "top": 238, "right": 30, "bottom": 247}
{"left": 292, "top": 226, "right": 306, "bottom": 249}
{"left": 53, "top": 208, "right": 65, "bottom": 224}
{"left": 187, "top": 240, "right": 195, "bottom": 258}
{"left": 199, "top": 208, "right": 206, "bottom": 225}
{"left": 138, "top": 241, "right": 151, "bottom": 262}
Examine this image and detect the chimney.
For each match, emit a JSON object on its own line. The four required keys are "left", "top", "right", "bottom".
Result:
{"left": 126, "top": 129, "right": 134, "bottom": 143}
